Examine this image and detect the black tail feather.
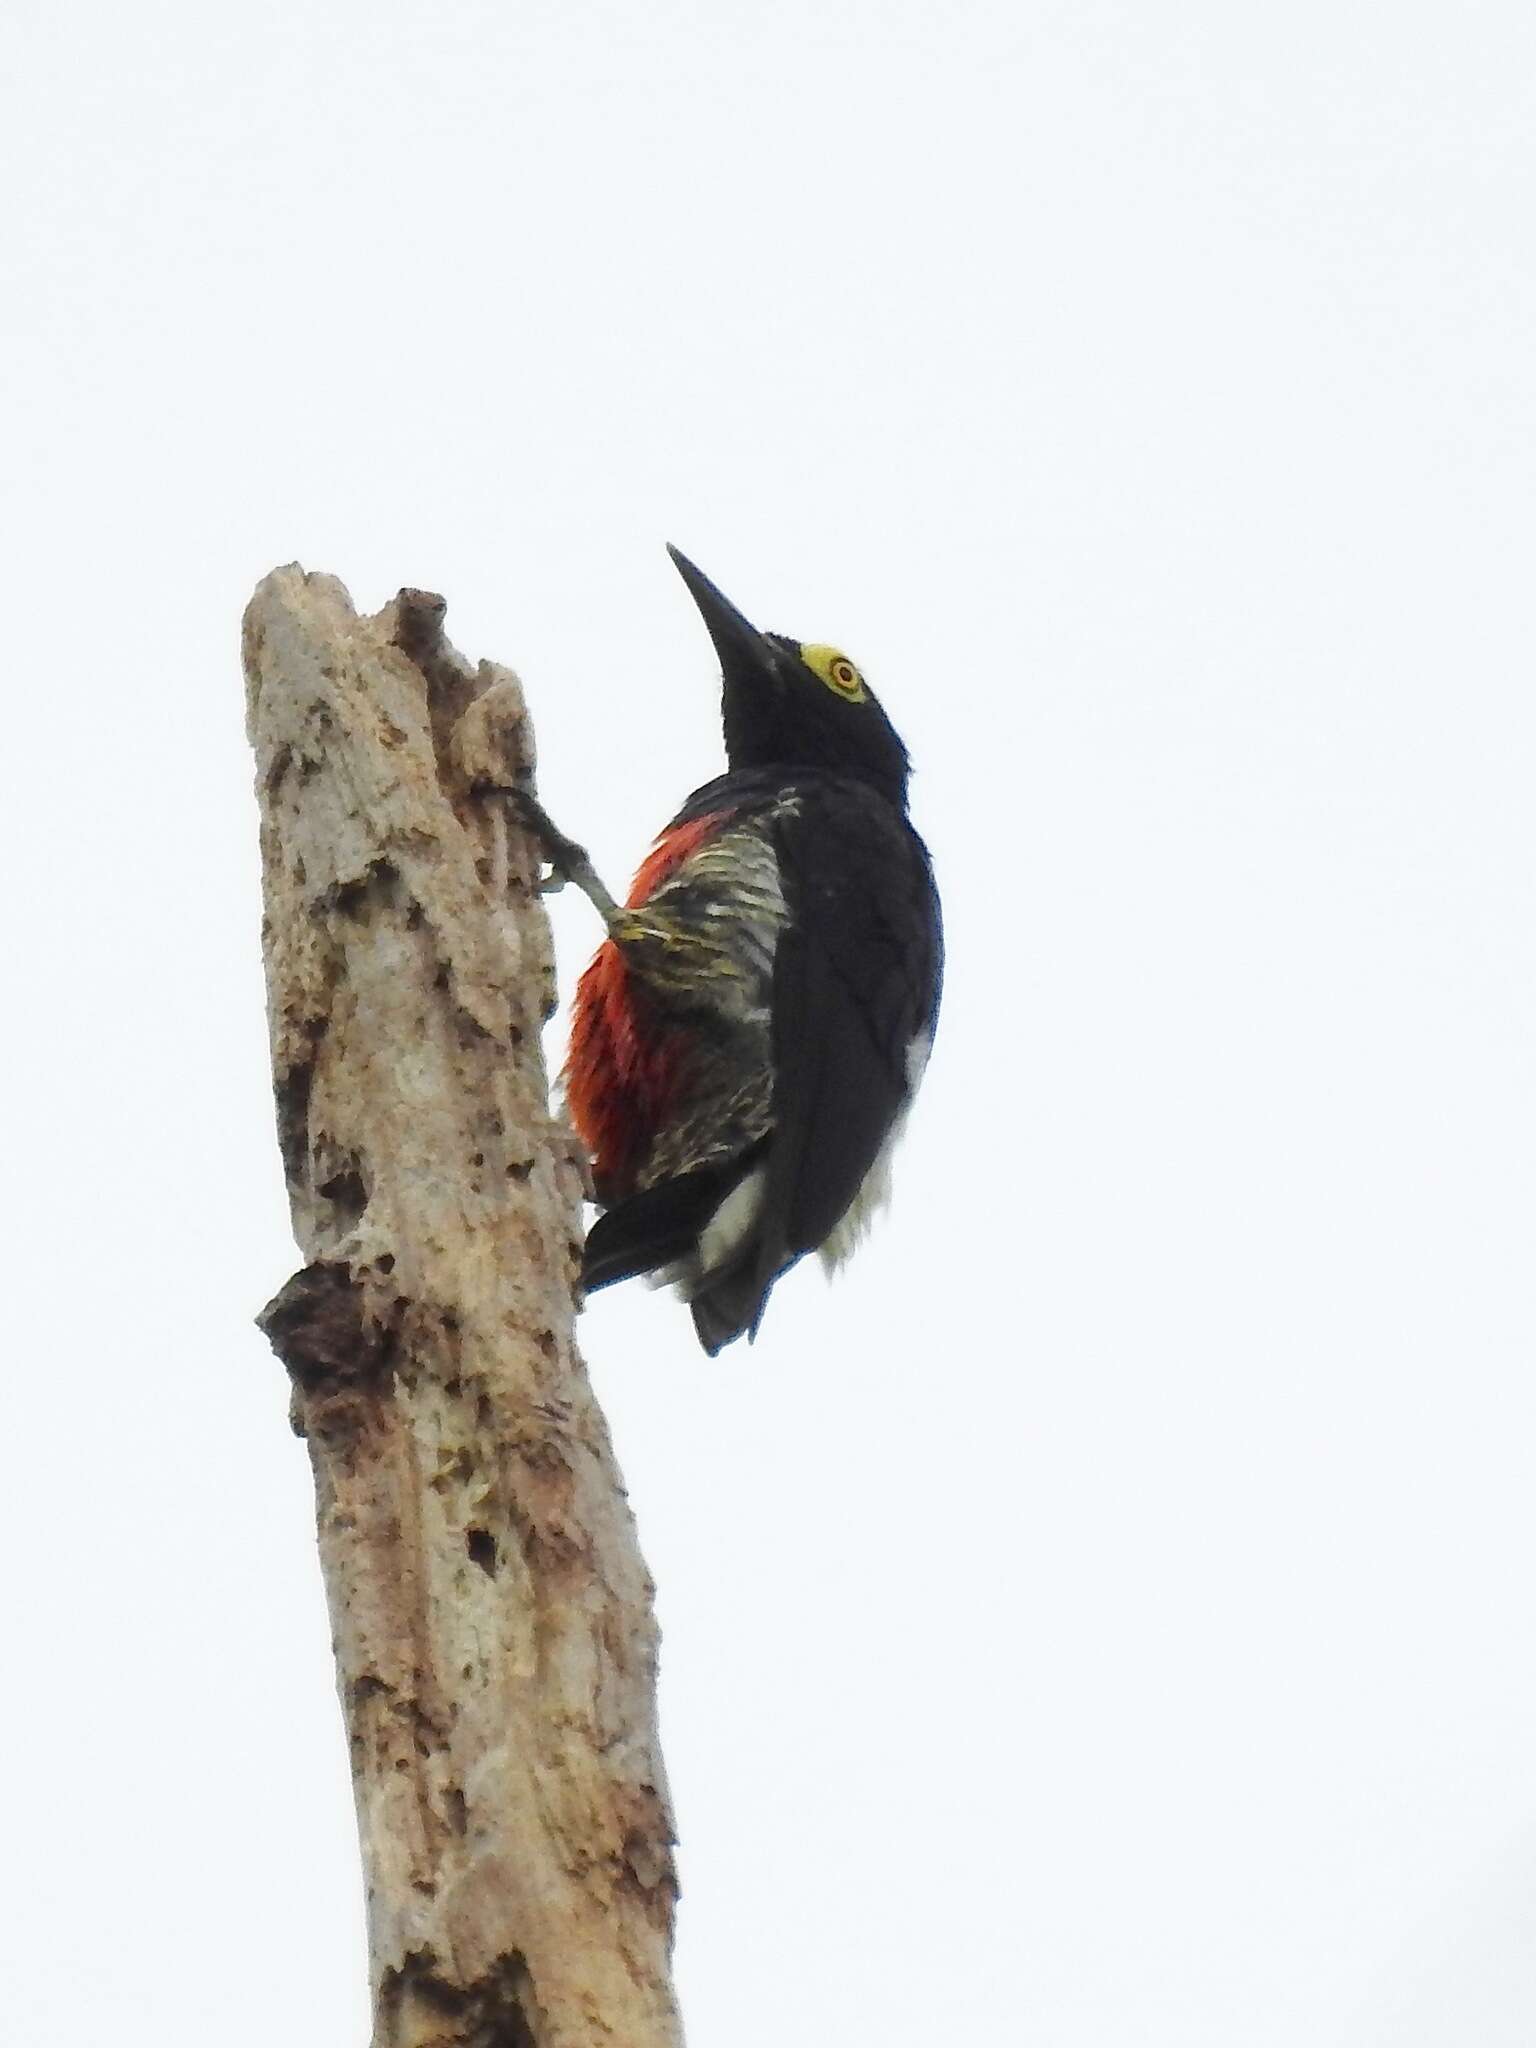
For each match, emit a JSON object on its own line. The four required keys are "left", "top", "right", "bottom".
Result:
{"left": 689, "top": 1252, "right": 800, "bottom": 1356}
{"left": 583, "top": 1141, "right": 785, "bottom": 1352}
{"left": 582, "top": 1167, "right": 733, "bottom": 1293}
{"left": 688, "top": 1267, "right": 765, "bottom": 1356}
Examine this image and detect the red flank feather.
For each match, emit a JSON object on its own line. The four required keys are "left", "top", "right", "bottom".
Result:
{"left": 565, "top": 811, "right": 731, "bottom": 1200}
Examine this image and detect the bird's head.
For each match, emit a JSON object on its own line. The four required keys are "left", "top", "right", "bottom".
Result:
{"left": 667, "top": 545, "right": 911, "bottom": 805}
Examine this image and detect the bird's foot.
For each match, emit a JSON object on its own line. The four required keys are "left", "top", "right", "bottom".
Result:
{"left": 480, "top": 784, "right": 619, "bottom": 921}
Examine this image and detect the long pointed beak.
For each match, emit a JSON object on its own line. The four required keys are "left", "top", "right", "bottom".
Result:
{"left": 666, "top": 545, "right": 780, "bottom": 681}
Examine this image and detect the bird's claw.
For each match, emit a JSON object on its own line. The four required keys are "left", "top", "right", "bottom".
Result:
{"left": 478, "top": 783, "right": 616, "bottom": 918}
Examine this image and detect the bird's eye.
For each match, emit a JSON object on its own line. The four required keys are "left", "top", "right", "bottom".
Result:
{"left": 801, "top": 643, "right": 869, "bottom": 703}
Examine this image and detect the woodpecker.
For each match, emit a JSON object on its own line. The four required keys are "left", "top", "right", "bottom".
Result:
{"left": 513, "top": 547, "right": 942, "bottom": 1354}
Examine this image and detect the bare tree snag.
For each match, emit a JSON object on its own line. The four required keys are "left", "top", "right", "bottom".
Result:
{"left": 243, "top": 567, "right": 682, "bottom": 2048}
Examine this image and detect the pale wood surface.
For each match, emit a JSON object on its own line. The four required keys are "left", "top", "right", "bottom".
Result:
{"left": 244, "top": 567, "right": 681, "bottom": 2048}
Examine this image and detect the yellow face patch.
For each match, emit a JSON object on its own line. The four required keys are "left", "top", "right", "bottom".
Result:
{"left": 799, "top": 643, "right": 869, "bottom": 704}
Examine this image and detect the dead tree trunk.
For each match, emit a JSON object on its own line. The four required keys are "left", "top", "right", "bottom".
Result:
{"left": 243, "top": 567, "right": 682, "bottom": 2048}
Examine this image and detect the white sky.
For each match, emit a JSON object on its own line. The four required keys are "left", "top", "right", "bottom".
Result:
{"left": 4, "top": 1, "right": 1534, "bottom": 2041}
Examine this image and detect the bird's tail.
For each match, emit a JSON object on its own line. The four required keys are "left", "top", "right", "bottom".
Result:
{"left": 582, "top": 1167, "right": 738, "bottom": 1293}
{"left": 583, "top": 1147, "right": 794, "bottom": 1353}
{"left": 688, "top": 1264, "right": 772, "bottom": 1356}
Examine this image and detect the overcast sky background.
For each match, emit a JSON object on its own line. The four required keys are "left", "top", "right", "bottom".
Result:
{"left": 4, "top": 2, "right": 1534, "bottom": 2041}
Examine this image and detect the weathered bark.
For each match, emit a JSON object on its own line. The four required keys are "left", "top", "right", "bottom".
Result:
{"left": 243, "top": 567, "right": 681, "bottom": 2048}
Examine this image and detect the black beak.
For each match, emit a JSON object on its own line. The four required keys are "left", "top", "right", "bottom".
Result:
{"left": 667, "top": 545, "right": 781, "bottom": 686}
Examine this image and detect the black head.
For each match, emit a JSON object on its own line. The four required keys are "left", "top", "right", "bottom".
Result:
{"left": 667, "top": 546, "right": 912, "bottom": 806}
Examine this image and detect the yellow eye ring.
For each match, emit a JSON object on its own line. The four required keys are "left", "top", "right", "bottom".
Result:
{"left": 801, "top": 642, "right": 868, "bottom": 702}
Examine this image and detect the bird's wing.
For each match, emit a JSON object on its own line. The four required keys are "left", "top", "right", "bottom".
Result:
{"left": 743, "top": 782, "right": 942, "bottom": 1332}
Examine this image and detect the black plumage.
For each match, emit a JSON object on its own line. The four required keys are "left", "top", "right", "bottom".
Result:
{"left": 552, "top": 550, "right": 942, "bottom": 1352}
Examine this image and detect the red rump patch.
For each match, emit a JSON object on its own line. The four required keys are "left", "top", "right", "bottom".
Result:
{"left": 566, "top": 811, "right": 732, "bottom": 1200}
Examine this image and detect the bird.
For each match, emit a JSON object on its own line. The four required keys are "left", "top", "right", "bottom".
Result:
{"left": 510, "top": 546, "right": 942, "bottom": 1354}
